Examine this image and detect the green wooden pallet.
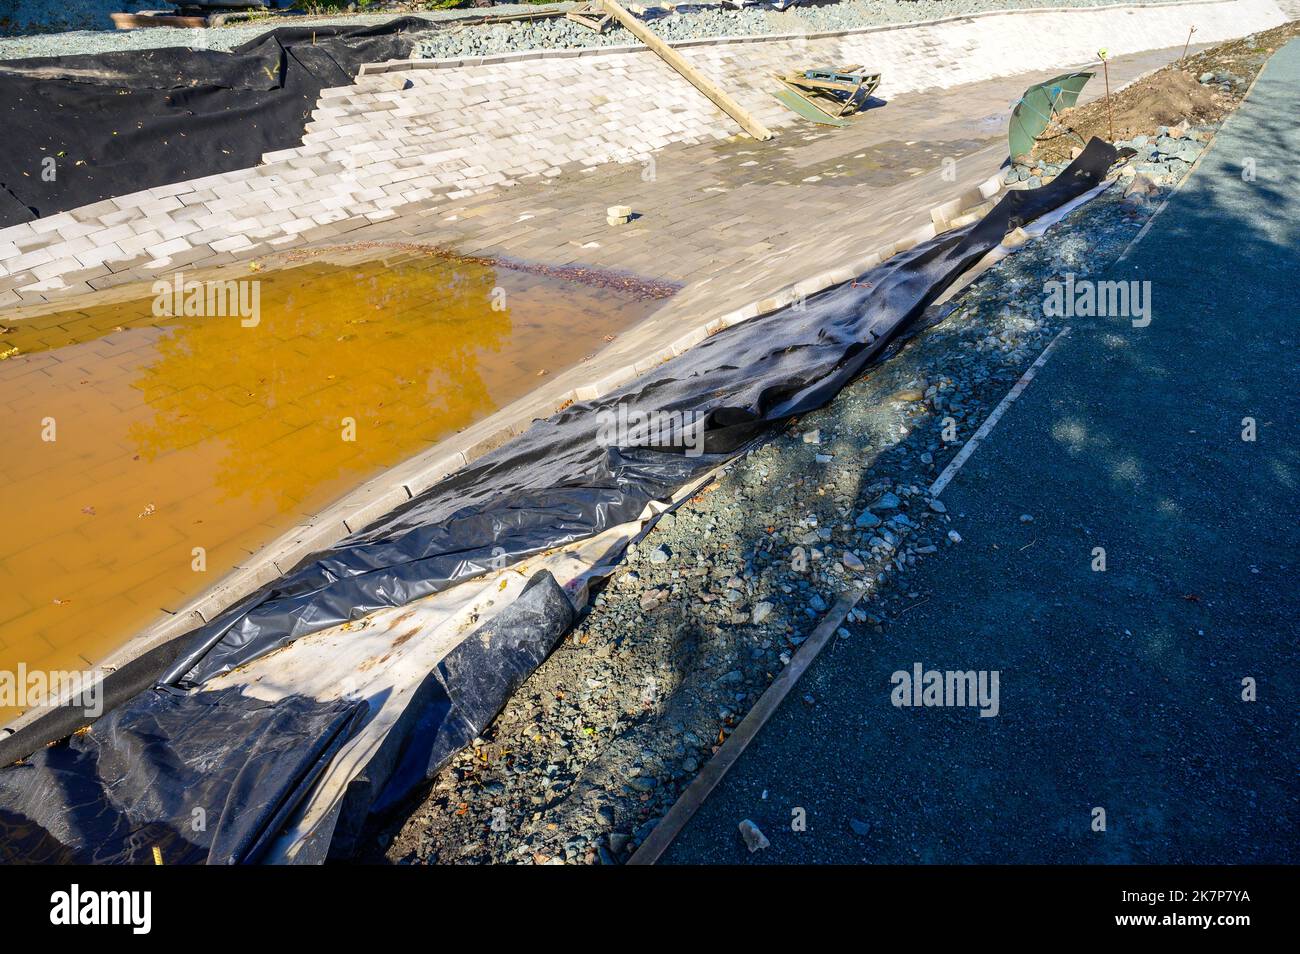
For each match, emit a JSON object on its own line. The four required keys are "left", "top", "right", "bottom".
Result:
{"left": 772, "top": 87, "right": 850, "bottom": 127}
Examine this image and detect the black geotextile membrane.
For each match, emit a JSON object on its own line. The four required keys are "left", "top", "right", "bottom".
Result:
{"left": 0, "top": 687, "right": 365, "bottom": 865}
{"left": 162, "top": 138, "right": 1122, "bottom": 689}
{"left": 0, "top": 17, "right": 434, "bottom": 227}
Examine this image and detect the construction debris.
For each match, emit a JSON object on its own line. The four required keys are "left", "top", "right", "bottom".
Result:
{"left": 1032, "top": 19, "right": 1300, "bottom": 164}
{"left": 778, "top": 64, "right": 881, "bottom": 117}
{"left": 566, "top": 2, "right": 614, "bottom": 34}
{"left": 1007, "top": 71, "right": 1093, "bottom": 162}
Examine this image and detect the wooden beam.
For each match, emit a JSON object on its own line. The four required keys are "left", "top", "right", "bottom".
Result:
{"left": 597, "top": 0, "right": 774, "bottom": 141}
{"left": 627, "top": 582, "right": 868, "bottom": 864}
{"left": 111, "top": 12, "right": 210, "bottom": 30}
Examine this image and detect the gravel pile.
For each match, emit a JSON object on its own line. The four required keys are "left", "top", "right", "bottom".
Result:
{"left": 372, "top": 163, "right": 1186, "bottom": 864}
{"left": 415, "top": 0, "right": 1173, "bottom": 59}
{"left": 0, "top": 5, "right": 560, "bottom": 59}
{"left": 1110, "top": 124, "right": 1209, "bottom": 185}
{"left": 0, "top": 0, "right": 1182, "bottom": 61}
{"left": 0, "top": 1, "right": 150, "bottom": 37}
{"left": 1008, "top": 121, "right": 1211, "bottom": 187}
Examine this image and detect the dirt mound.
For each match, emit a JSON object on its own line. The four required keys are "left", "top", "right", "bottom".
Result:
{"left": 1035, "top": 68, "right": 1225, "bottom": 162}
{"left": 1102, "top": 69, "right": 1223, "bottom": 135}
{"left": 1033, "top": 18, "right": 1300, "bottom": 163}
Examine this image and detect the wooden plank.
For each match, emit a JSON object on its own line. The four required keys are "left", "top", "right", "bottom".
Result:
{"left": 475, "top": 9, "right": 568, "bottom": 24}
{"left": 772, "top": 88, "right": 849, "bottom": 127}
{"left": 567, "top": 13, "right": 613, "bottom": 34}
{"left": 627, "top": 582, "right": 868, "bottom": 864}
{"left": 448, "top": 9, "right": 569, "bottom": 32}
{"left": 567, "top": 1, "right": 613, "bottom": 32}
{"left": 111, "top": 12, "right": 209, "bottom": 30}
{"left": 597, "top": 0, "right": 774, "bottom": 141}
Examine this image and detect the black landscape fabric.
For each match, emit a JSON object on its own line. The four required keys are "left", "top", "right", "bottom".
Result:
{"left": 0, "top": 572, "right": 572, "bottom": 866}
{"left": 0, "top": 141, "right": 1122, "bottom": 862}
{"left": 0, "top": 18, "right": 434, "bottom": 228}
{"left": 0, "top": 688, "right": 365, "bottom": 865}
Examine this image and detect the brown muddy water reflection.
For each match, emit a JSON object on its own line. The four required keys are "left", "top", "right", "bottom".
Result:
{"left": 0, "top": 248, "right": 664, "bottom": 721}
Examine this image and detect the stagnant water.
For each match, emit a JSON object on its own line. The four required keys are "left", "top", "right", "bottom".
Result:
{"left": 0, "top": 247, "right": 664, "bottom": 722}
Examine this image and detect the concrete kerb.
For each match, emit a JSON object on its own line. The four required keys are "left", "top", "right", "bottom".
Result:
{"left": 0, "top": 169, "right": 1008, "bottom": 737}
{"left": 357, "top": 0, "right": 1248, "bottom": 75}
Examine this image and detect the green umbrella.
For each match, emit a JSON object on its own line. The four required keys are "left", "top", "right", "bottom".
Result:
{"left": 1008, "top": 71, "right": 1093, "bottom": 162}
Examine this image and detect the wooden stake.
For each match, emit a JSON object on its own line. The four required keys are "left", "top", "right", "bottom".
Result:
{"left": 1099, "top": 49, "right": 1114, "bottom": 142}
{"left": 598, "top": 0, "right": 774, "bottom": 141}
{"left": 1181, "top": 25, "right": 1198, "bottom": 64}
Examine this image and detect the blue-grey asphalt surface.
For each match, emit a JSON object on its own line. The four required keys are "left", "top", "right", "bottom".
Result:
{"left": 664, "top": 41, "right": 1300, "bottom": 864}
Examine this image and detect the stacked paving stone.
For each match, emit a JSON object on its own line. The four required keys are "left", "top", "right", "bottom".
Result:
{"left": 0, "top": 0, "right": 1285, "bottom": 309}
{"left": 291, "top": 53, "right": 731, "bottom": 198}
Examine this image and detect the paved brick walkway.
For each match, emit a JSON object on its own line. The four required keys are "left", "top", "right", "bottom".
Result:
{"left": 316, "top": 46, "right": 1192, "bottom": 334}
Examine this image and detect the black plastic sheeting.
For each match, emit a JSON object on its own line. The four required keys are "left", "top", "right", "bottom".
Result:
{"left": 302, "top": 570, "right": 576, "bottom": 862}
{"left": 0, "top": 688, "right": 365, "bottom": 865}
{"left": 0, "top": 141, "right": 1122, "bottom": 862}
{"left": 0, "top": 18, "right": 434, "bottom": 227}
{"left": 162, "top": 139, "right": 1123, "bottom": 691}
{"left": 0, "top": 572, "right": 573, "bottom": 866}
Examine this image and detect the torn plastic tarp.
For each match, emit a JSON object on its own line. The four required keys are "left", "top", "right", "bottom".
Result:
{"left": 1008, "top": 70, "right": 1094, "bottom": 162}
{"left": 266, "top": 569, "right": 577, "bottom": 863}
{"left": 0, "top": 568, "right": 573, "bottom": 866}
{"left": 0, "top": 140, "right": 1124, "bottom": 862}
{"left": 0, "top": 688, "right": 364, "bottom": 865}
{"left": 0, "top": 18, "right": 435, "bottom": 227}
{"left": 161, "top": 138, "right": 1124, "bottom": 692}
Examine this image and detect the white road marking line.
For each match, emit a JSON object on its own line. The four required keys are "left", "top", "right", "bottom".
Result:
{"left": 928, "top": 325, "right": 1072, "bottom": 499}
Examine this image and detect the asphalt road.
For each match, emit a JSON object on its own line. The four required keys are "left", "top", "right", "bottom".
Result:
{"left": 664, "top": 41, "right": 1300, "bottom": 865}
